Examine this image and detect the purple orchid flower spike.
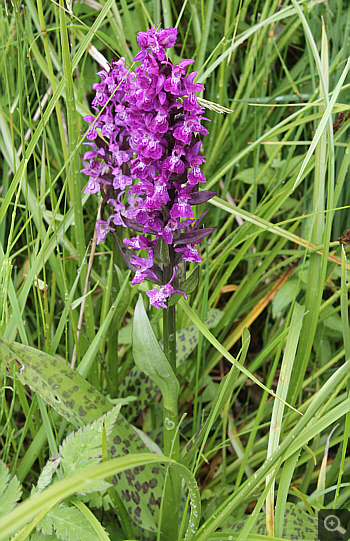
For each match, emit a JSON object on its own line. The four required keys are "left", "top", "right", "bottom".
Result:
{"left": 81, "top": 25, "right": 217, "bottom": 308}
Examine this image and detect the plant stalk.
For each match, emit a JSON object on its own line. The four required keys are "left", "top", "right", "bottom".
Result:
{"left": 161, "top": 262, "right": 180, "bottom": 541}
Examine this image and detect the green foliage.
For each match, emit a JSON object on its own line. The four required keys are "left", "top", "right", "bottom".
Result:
{"left": 0, "top": 339, "right": 164, "bottom": 533}
{"left": 2, "top": 0, "right": 350, "bottom": 540}
{"left": 0, "top": 461, "right": 21, "bottom": 518}
{"left": 59, "top": 406, "right": 121, "bottom": 494}
{"left": 220, "top": 503, "right": 318, "bottom": 540}
{"left": 133, "top": 296, "right": 179, "bottom": 412}
{"left": 31, "top": 458, "right": 61, "bottom": 496}
{"left": 120, "top": 308, "right": 223, "bottom": 420}
{"left": 36, "top": 503, "right": 105, "bottom": 541}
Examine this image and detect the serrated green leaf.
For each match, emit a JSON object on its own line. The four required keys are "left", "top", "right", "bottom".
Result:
{"left": 60, "top": 407, "right": 121, "bottom": 494}
{"left": 0, "top": 461, "right": 22, "bottom": 518}
{"left": 0, "top": 339, "right": 163, "bottom": 533}
{"left": 32, "top": 458, "right": 61, "bottom": 496}
{"left": 2, "top": 453, "right": 200, "bottom": 541}
{"left": 36, "top": 502, "right": 104, "bottom": 541}
{"left": 29, "top": 532, "right": 59, "bottom": 541}
{"left": 77, "top": 492, "right": 112, "bottom": 512}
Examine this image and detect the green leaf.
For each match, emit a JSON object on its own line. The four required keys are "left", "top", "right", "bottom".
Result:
{"left": 0, "top": 339, "right": 164, "bottom": 533}
{"left": 168, "top": 267, "right": 200, "bottom": 307}
{"left": 120, "top": 309, "right": 224, "bottom": 421}
{"left": 172, "top": 309, "right": 224, "bottom": 366}
{"left": 324, "top": 314, "right": 343, "bottom": 335}
{"left": 272, "top": 278, "right": 300, "bottom": 319}
{"left": 133, "top": 295, "right": 180, "bottom": 415}
{"left": 60, "top": 406, "right": 121, "bottom": 494}
{"left": 1, "top": 454, "right": 200, "bottom": 541}
{"left": 0, "top": 461, "right": 22, "bottom": 518}
{"left": 36, "top": 502, "right": 105, "bottom": 541}
{"left": 30, "top": 533, "right": 58, "bottom": 541}
{"left": 221, "top": 502, "right": 317, "bottom": 541}
{"left": 235, "top": 164, "right": 274, "bottom": 184}
{"left": 32, "top": 458, "right": 61, "bottom": 496}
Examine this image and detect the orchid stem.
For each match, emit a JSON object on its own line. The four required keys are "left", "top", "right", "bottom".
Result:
{"left": 161, "top": 266, "right": 180, "bottom": 541}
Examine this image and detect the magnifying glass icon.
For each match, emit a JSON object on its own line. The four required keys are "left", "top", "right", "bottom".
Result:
{"left": 324, "top": 514, "right": 347, "bottom": 536}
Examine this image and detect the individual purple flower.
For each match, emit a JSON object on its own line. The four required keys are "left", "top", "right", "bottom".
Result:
{"left": 96, "top": 220, "right": 115, "bottom": 244}
{"left": 174, "top": 242, "right": 202, "bottom": 263}
{"left": 91, "top": 82, "right": 109, "bottom": 107}
{"left": 183, "top": 72, "right": 205, "bottom": 112}
{"left": 125, "top": 190, "right": 144, "bottom": 218}
{"left": 109, "top": 143, "right": 131, "bottom": 166}
{"left": 111, "top": 167, "right": 132, "bottom": 190}
{"left": 186, "top": 142, "right": 206, "bottom": 184}
{"left": 82, "top": 143, "right": 105, "bottom": 161}
{"left": 170, "top": 187, "right": 194, "bottom": 219}
{"left": 124, "top": 235, "right": 153, "bottom": 250}
{"left": 173, "top": 114, "right": 209, "bottom": 145}
{"left": 130, "top": 250, "right": 159, "bottom": 285}
{"left": 164, "top": 59, "right": 194, "bottom": 96}
{"left": 100, "top": 108, "right": 118, "bottom": 137}
{"left": 83, "top": 115, "right": 101, "bottom": 140}
{"left": 162, "top": 144, "right": 185, "bottom": 174}
{"left": 158, "top": 217, "right": 193, "bottom": 245}
{"left": 149, "top": 107, "right": 170, "bottom": 134}
{"left": 136, "top": 209, "right": 164, "bottom": 233}
{"left": 147, "top": 270, "right": 187, "bottom": 309}
{"left": 84, "top": 178, "right": 100, "bottom": 194}
{"left": 108, "top": 195, "right": 126, "bottom": 226}
{"left": 80, "top": 159, "right": 103, "bottom": 179}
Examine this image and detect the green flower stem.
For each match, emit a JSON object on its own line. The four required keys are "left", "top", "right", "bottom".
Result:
{"left": 106, "top": 240, "right": 122, "bottom": 398}
{"left": 161, "top": 263, "right": 180, "bottom": 541}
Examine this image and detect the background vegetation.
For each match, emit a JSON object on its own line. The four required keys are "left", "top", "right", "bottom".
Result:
{"left": 1, "top": 0, "right": 350, "bottom": 540}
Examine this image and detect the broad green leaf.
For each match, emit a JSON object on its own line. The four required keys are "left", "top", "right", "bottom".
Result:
{"left": 60, "top": 406, "right": 121, "bottom": 494}
{"left": 235, "top": 164, "right": 274, "bottom": 185}
{"left": 0, "top": 339, "right": 163, "bottom": 533}
{"left": 215, "top": 503, "right": 317, "bottom": 541}
{"left": 36, "top": 502, "right": 105, "bottom": 541}
{"left": 1, "top": 454, "right": 200, "bottom": 541}
{"left": 133, "top": 295, "right": 179, "bottom": 417}
{"left": 324, "top": 314, "right": 343, "bottom": 335}
{"left": 272, "top": 278, "right": 300, "bottom": 319}
{"left": 120, "top": 309, "right": 224, "bottom": 421}
{"left": 0, "top": 461, "right": 22, "bottom": 518}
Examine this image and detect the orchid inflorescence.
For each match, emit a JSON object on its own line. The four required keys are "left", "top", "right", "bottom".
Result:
{"left": 81, "top": 26, "right": 216, "bottom": 309}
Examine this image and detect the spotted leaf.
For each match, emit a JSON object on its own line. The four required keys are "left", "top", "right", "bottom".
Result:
{"left": 0, "top": 338, "right": 163, "bottom": 534}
